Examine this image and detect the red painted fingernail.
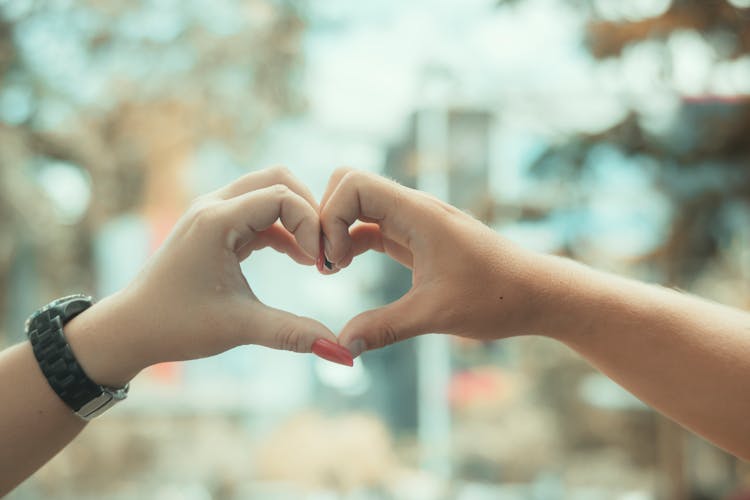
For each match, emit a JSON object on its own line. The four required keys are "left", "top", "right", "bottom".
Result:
{"left": 312, "top": 339, "right": 354, "bottom": 367}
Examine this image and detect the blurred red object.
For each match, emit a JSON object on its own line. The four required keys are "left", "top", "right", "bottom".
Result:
{"left": 448, "top": 366, "right": 513, "bottom": 410}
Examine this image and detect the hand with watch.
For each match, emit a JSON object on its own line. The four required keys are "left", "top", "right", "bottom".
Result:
{"left": 0, "top": 167, "right": 351, "bottom": 495}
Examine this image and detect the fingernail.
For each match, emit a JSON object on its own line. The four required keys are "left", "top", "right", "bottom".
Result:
{"left": 324, "top": 257, "right": 333, "bottom": 270}
{"left": 312, "top": 339, "right": 354, "bottom": 367}
{"left": 323, "top": 235, "right": 334, "bottom": 266}
{"left": 346, "top": 339, "right": 366, "bottom": 358}
{"left": 316, "top": 234, "right": 326, "bottom": 273}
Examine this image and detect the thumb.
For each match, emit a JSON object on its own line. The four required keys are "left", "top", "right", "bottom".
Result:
{"left": 246, "top": 303, "right": 339, "bottom": 354}
{"left": 338, "top": 291, "right": 432, "bottom": 357}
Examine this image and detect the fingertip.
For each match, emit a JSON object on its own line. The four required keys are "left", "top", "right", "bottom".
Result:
{"left": 337, "top": 254, "right": 354, "bottom": 269}
{"left": 288, "top": 241, "right": 316, "bottom": 266}
{"left": 317, "top": 264, "right": 341, "bottom": 276}
{"left": 285, "top": 242, "right": 317, "bottom": 266}
{"left": 336, "top": 326, "right": 362, "bottom": 355}
{"left": 322, "top": 231, "right": 351, "bottom": 266}
{"left": 282, "top": 314, "right": 338, "bottom": 353}
{"left": 299, "top": 230, "right": 321, "bottom": 265}
{"left": 297, "top": 255, "right": 316, "bottom": 266}
{"left": 312, "top": 338, "right": 354, "bottom": 366}
{"left": 316, "top": 235, "right": 337, "bottom": 274}
{"left": 319, "top": 207, "right": 353, "bottom": 265}
{"left": 345, "top": 338, "right": 366, "bottom": 358}
{"left": 322, "top": 234, "right": 335, "bottom": 264}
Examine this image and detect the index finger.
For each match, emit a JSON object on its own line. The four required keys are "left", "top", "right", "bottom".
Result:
{"left": 216, "top": 166, "right": 319, "bottom": 210}
{"left": 319, "top": 169, "right": 420, "bottom": 265}
{"left": 319, "top": 166, "right": 353, "bottom": 208}
{"left": 221, "top": 184, "right": 320, "bottom": 260}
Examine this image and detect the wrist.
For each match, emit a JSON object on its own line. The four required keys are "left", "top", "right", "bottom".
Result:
{"left": 65, "top": 291, "right": 146, "bottom": 388}
{"left": 523, "top": 254, "right": 601, "bottom": 342}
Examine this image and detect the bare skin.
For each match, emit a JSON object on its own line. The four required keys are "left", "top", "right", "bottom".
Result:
{"left": 318, "top": 168, "right": 750, "bottom": 460}
{"left": 2, "top": 167, "right": 749, "bottom": 495}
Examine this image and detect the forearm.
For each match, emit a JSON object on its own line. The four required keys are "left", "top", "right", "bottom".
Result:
{"left": 537, "top": 255, "right": 750, "bottom": 459}
{"left": 0, "top": 293, "right": 140, "bottom": 495}
{"left": 0, "top": 342, "right": 86, "bottom": 494}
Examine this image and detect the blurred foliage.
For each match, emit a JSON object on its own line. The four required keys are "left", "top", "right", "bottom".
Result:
{"left": 586, "top": 0, "right": 750, "bottom": 59}
{"left": 0, "top": 0, "right": 307, "bottom": 333}
{"left": 530, "top": 0, "right": 750, "bottom": 289}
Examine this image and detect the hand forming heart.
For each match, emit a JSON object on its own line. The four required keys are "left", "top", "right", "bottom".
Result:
{"left": 73, "top": 166, "right": 548, "bottom": 386}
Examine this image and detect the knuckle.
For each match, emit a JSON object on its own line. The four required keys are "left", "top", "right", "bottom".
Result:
{"left": 270, "top": 183, "right": 292, "bottom": 197}
{"left": 232, "top": 171, "right": 257, "bottom": 189}
{"left": 187, "top": 194, "right": 216, "bottom": 218}
{"left": 190, "top": 193, "right": 213, "bottom": 207}
{"left": 430, "top": 194, "right": 463, "bottom": 217}
{"left": 320, "top": 206, "right": 344, "bottom": 227}
{"left": 379, "top": 321, "right": 400, "bottom": 348}
{"left": 276, "top": 321, "right": 304, "bottom": 352}
{"left": 340, "top": 170, "right": 364, "bottom": 188}
{"left": 296, "top": 212, "right": 316, "bottom": 231}
{"left": 390, "top": 188, "right": 405, "bottom": 211}
{"left": 360, "top": 315, "right": 399, "bottom": 349}
{"left": 269, "top": 165, "right": 293, "bottom": 181}
{"left": 188, "top": 201, "right": 221, "bottom": 227}
{"left": 332, "top": 166, "right": 354, "bottom": 180}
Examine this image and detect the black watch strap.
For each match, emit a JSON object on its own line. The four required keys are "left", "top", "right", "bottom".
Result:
{"left": 26, "top": 295, "right": 128, "bottom": 420}
{"left": 28, "top": 314, "right": 104, "bottom": 412}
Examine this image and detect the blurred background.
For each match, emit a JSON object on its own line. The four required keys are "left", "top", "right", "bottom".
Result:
{"left": 2, "top": 0, "right": 750, "bottom": 498}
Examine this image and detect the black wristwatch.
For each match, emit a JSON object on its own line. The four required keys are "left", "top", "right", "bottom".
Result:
{"left": 25, "top": 294, "right": 129, "bottom": 420}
